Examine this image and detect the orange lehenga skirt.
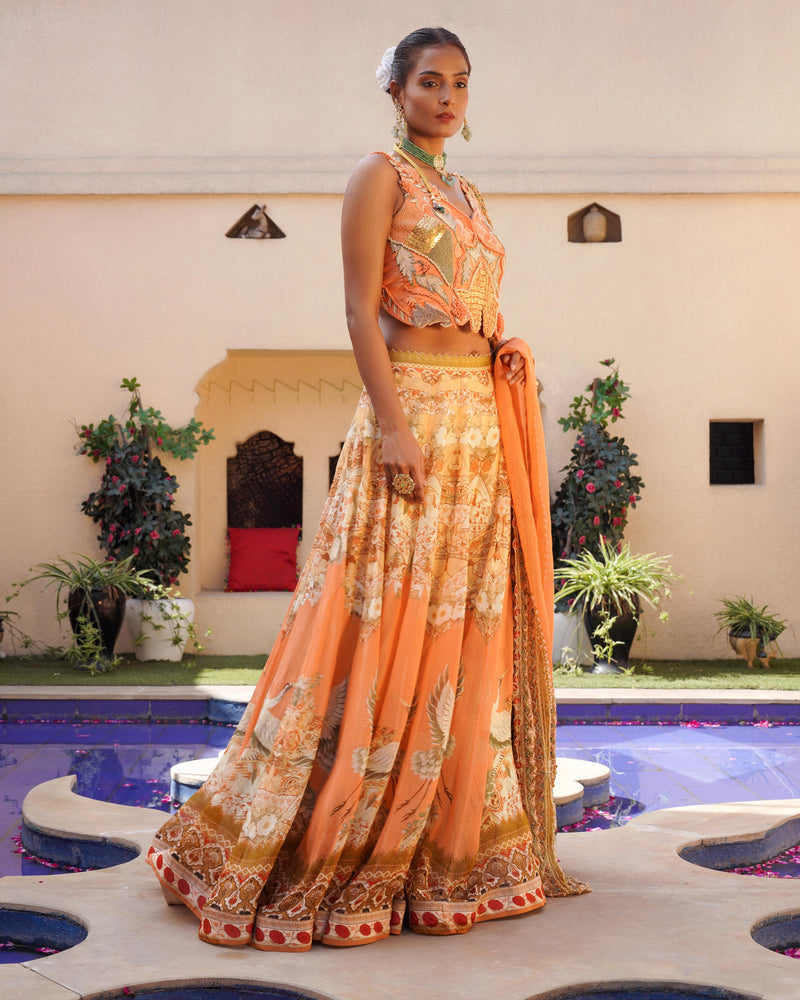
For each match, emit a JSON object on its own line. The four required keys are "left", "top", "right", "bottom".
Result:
{"left": 147, "top": 343, "right": 588, "bottom": 952}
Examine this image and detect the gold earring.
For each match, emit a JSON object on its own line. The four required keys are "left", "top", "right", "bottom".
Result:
{"left": 392, "top": 103, "right": 407, "bottom": 141}
{"left": 461, "top": 118, "right": 472, "bottom": 142}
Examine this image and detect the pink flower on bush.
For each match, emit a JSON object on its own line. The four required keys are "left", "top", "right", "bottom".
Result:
{"left": 614, "top": 479, "right": 623, "bottom": 488}
{"left": 593, "top": 516, "right": 600, "bottom": 525}
{"left": 149, "top": 530, "right": 160, "bottom": 540}
{"left": 157, "top": 437, "right": 163, "bottom": 447}
{"left": 595, "top": 459, "right": 604, "bottom": 468}
{"left": 612, "top": 517, "right": 622, "bottom": 526}
{"left": 628, "top": 494, "right": 637, "bottom": 502}
{"left": 576, "top": 470, "right": 585, "bottom": 480}
{"left": 577, "top": 438, "right": 586, "bottom": 447}
{"left": 107, "top": 533, "right": 114, "bottom": 543}
{"left": 586, "top": 483, "right": 596, "bottom": 493}
{"left": 131, "top": 455, "right": 139, "bottom": 463}
{"left": 612, "top": 407, "right": 620, "bottom": 417}
{"left": 134, "top": 527, "right": 142, "bottom": 535}
{"left": 106, "top": 457, "right": 112, "bottom": 467}
{"left": 578, "top": 535, "right": 586, "bottom": 544}
{"left": 132, "top": 546, "right": 140, "bottom": 556}
{"left": 172, "top": 529, "right": 181, "bottom": 537}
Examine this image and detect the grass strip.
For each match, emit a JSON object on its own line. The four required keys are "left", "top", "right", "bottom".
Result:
{"left": 553, "top": 658, "right": 800, "bottom": 690}
{"left": 0, "top": 655, "right": 799, "bottom": 690}
{"left": 0, "top": 655, "right": 265, "bottom": 687}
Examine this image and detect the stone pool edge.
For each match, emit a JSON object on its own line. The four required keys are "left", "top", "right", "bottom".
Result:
{"left": 2, "top": 685, "right": 800, "bottom": 724}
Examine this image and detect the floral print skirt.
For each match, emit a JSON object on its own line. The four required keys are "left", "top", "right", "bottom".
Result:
{"left": 147, "top": 352, "right": 547, "bottom": 950}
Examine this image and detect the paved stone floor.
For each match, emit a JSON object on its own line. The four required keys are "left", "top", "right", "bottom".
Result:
{"left": 1, "top": 688, "right": 799, "bottom": 999}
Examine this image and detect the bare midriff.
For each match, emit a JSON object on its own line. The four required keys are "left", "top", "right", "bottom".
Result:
{"left": 379, "top": 311, "right": 492, "bottom": 357}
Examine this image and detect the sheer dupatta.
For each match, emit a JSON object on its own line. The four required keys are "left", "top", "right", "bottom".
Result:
{"left": 495, "top": 339, "right": 590, "bottom": 897}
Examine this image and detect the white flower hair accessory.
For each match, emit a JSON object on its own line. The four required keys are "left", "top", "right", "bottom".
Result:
{"left": 375, "top": 46, "right": 395, "bottom": 91}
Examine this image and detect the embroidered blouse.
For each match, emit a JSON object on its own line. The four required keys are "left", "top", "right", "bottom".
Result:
{"left": 375, "top": 151, "right": 505, "bottom": 340}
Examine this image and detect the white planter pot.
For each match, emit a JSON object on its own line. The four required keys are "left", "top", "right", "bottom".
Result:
{"left": 125, "top": 598, "right": 195, "bottom": 662}
{"left": 552, "top": 610, "right": 594, "bottom": 667}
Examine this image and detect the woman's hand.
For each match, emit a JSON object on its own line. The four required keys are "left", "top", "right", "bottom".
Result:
{"left": 381, "top": 425, "right": 426, "bottom": 503}
{"left": 499, "top": 347, "right": 526, "bottom": 386}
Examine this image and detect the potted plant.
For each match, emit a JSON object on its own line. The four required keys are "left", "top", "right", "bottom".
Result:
{"left": 714, "top": 596, "right": 786, "bottom": 669}
{"left": 551, "top": 358, "right": 645, "bottom": 564}
{"left": 77, "top": 377, "right": 213, "bottom": 660}
{"left": 9, "top": 554, "right": 157, "bottom": 672}
{"left": 555, "top": 541, "right": 676, "bottom": 673}
{"left": 550, "top": 359, "right": 645, "bottom": 665}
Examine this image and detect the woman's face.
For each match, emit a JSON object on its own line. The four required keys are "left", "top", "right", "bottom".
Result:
{"left": 391, "top": 44, "right": 469, "bottom": 146}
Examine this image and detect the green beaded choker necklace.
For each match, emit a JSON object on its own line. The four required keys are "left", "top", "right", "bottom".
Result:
{"left": 399, "top": 137, "right": 455, "bottom": 187}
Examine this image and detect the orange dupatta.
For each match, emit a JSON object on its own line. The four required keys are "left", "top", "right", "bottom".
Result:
{"left": 495, "top": 339, "right": 590, "bottom": 897}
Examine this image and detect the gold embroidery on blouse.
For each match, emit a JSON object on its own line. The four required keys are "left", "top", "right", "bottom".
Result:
{"left": 459, "top": 265, "right": 495, "bottom": 333}
{"left": 404, "top": 217, "right": 454, "bottom": 284}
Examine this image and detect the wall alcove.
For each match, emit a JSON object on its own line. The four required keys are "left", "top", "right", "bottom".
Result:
{"left": 567, "top": 202, "right": 622, "bottom": 243}
{"left": 191, "top": 351, "right": 362, "bottom": 653}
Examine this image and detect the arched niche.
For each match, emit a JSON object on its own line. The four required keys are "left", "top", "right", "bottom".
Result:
{"left": 193, "top": 351, "right": 362, "bottom": 593}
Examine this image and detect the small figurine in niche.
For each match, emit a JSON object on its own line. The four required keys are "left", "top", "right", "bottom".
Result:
{"left": 225, "top": 205, "right": 286, "bottom": 240}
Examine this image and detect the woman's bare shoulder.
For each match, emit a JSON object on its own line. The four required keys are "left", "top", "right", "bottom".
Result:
{"left": 344, "top": 152, "right": 401, "bottom": 209}
{"left": 348, "top": 151, "right": 399, "bottom": 185}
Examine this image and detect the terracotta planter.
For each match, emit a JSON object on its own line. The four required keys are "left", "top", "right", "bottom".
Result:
{"left": 728, "top": 629, "right": 774, "bottom": 669}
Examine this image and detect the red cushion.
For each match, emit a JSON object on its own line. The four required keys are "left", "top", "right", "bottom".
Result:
{"left": 226, "top": 527, "right": 299, "bottom": 592}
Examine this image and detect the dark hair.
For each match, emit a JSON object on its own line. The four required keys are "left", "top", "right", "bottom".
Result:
{"left": 387, "top": 27, "right": 471, "bottom": 92}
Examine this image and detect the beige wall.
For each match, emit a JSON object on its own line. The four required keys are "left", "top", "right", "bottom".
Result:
{"left": 3, "top": 0, "right": 800, "bottom": 195}
{"left": 2, "top": 2, "right": 799, "bottom": 659}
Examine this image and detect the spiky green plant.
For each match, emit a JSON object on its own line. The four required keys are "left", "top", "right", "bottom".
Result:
{"left": 555, "top": 541, "right": 676, "bottom": 663}
{"left": 714, "top": 596, "right": 786, "bottom": 648}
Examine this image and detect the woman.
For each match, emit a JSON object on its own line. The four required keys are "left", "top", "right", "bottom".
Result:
{"left": 147, "top": 26, "right": 588, "bottom": 952}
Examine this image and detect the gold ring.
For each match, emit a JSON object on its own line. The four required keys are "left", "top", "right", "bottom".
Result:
{"left": 392, "top": 472, "right": 415, "bottom": 496}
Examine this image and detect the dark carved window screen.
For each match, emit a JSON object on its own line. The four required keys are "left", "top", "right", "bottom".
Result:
{"left": 227, "top": 431, "right": 303, "bottom": 529}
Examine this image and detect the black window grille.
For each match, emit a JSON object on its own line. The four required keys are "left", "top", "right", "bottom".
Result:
{"left": 709, "top": 421, "right": 755, "bottom": 485}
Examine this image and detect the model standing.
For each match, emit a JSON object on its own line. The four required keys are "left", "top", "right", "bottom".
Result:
{"left": 148, "top": 26, "right": 588, "bottom": 952}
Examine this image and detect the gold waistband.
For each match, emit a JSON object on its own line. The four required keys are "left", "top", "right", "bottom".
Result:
{"left": 388, "top": 349, "right": 492, "bottom": 369}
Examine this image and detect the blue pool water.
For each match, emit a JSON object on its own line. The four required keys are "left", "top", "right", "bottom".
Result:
{"left": 557, "top": 721, "right": 800, "bottom": 821}
{"left": 0, "top": 719, "right": 230, "bottom": 876}
{"left": 1, "top": 718, "right": 799, "bottom": 877}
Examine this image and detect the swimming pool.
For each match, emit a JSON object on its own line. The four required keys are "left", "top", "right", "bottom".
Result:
{"left": 2, "top": 713, "right": 799, "bottom": 875}
{"left": 557, "top": 720, "right": 800, "bottom": 827}
{"left": 0, "top": 718, "right": 230, "bottom": 876}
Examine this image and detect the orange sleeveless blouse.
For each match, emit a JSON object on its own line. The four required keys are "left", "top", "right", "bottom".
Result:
{"left": 376, "top": 151, "right": 505, "bottom": 340}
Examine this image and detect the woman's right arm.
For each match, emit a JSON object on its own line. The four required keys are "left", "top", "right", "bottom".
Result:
{"left": 341, "top": 155, "right": 426, "bottom": 502}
